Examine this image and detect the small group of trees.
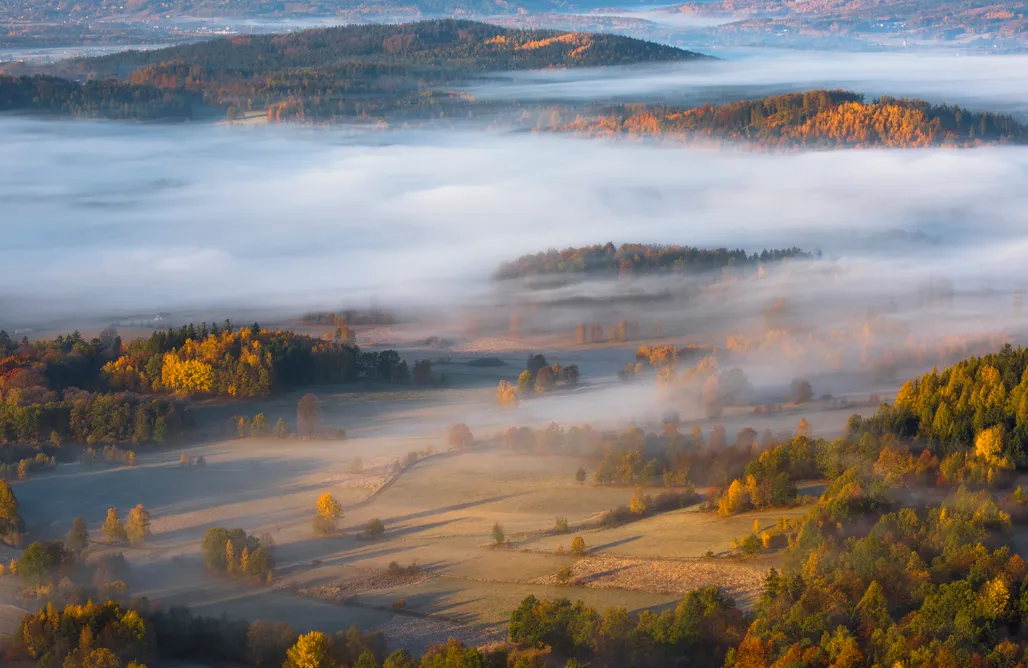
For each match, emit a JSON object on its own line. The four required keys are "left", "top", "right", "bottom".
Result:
{"left": 200, "top": 527, "right": 274, "bottom": 583}
{"left": 497, "top": 356, "right": 581, "bottom": 407}
{"left": 101, "top": 505, "right": 151, "bottom": 545}
{"left": 178, "top": 452, "right": 206, "bottom": 469}
{"left": 8, "top": 600, "right": 151, "bottom": 667}
{"left": 0, "top": 452, "right": 56, "bottom": 481}
{"left": 576, "top": 319, "right": 639, "bottom": 345}
{"left": 7, "top": 593, "right": 394, "bottom": 668}
{"left": 519, "top": 355, "right": 581, "bottom": 393}
{"left": 81, "top": 445, "right": 135, "bottom": 467}
{"left": 507, "top": 588, "right": 743, "bottom": 666}
{"left": 232, "top": 412, "right": 286, "bottom": 439}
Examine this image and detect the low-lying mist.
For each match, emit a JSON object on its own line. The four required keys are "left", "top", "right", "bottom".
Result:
{"left": 468, "top": 51, "right": 1028, "bottom": 117}
{"left": 3, "top": 114, "right": 1028, "bottom": 351}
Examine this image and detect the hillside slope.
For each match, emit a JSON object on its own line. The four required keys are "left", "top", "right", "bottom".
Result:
{"left": 549, "top": 90, "right": 1028, "bottom": 148}
{"left": 0, "top": 20, "right": 707, "bottom": 121}
{"left": 74, "top": 19, "right": 707, "bottom": 75}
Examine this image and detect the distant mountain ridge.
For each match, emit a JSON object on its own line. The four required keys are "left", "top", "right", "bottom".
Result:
{"left": 0, "top": 0, "right": 634, "bottom": 20}
{"left": 72, "top": 19, "right": 708, "bottom": 75}
{"left": 0, "top": 20, "right": 709, "bottom": 121}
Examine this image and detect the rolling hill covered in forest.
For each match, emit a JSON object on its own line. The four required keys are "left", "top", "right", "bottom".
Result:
{"left": 548, "top": 90, "right": 1028, "bottom": 148}
{"left": 0, "top": 20, "right": 707, "bottom": 121}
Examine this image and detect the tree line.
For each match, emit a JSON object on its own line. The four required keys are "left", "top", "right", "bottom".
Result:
{"left": 0, "top": 322, "right": 409, "bottom": 448}
{"left": 551, "top": 89, "right": 1028, "bottom": 148}
{"left": 494, "top": 242, "right": 810, "bottom": 280}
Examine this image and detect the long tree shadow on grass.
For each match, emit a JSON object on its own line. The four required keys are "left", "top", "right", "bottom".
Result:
{"left": 587, "top": 535, "right": 642, "bottom": 552}
{"left": 370, "top": 493, "right": 524, "bottom": 526}
{"left": 15, "top": 455, "right": 328, "bottom": 540}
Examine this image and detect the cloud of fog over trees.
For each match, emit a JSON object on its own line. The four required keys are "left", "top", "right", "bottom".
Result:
{"left": 468, "top": 52, "right": 1028, "bottom": 116}
{"left": 3, "top": 117, "right": 1028, "bottom": 327}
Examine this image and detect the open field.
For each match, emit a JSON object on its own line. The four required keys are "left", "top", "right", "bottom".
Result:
{"left": 0, "top": 333, "right": 892, "bottom": 654}
{"left": 520, "top": 504, "right": 812, "bottom": 559}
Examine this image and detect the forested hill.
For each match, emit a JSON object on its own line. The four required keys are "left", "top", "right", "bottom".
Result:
{"left": 73, "top": 19, "right": 705, "bottom": 75}
{"left": 0, "top": 20, "right": 706, "bottom": 121}
{"left": 494, "top": 243, "right": 811, "bottom": 280}
{"left": 550, "top": 90, "right": 1028, "bottom": 148}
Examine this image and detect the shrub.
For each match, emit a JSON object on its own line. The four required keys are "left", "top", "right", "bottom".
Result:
{"left": 739, "top": 533, "right": 763, "bottom": 555}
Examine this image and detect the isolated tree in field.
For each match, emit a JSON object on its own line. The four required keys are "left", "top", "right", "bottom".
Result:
{"left": 237, "top": 416, "right": 249, "bottom": 439}
{"left": 575, "top": 467, "right": 587, "bottom": 483}
{"left": 102, "top": 508, "right": 127, "bottom": 545}
{"left": 274, "top": 417, "right": 289, "bottom": 438}
{"left": 250, "top": 413, "right": 269, "bottom": 437}
{"left": 297, "top": 393, "right": 320, "bottom": 439}
{"left": 284, "top": 631, "right": 333, "bottom": 668}
{"left": 350, "top": 457, "right": 363, "bottom": 474}
{"left": 364, "top": 518, "right": 385, "bottom": 539}
{"left": 66, "top": 517, "right": 89, "bottom": 556}
{"left": 791, "top": 378, "right": 813, "bottom": 403}
{"left": 126, "top": 504, "right": 152, "bottom": 545}
{"left": 796, "top": 418, "right": 812, "bottom": 440}
{"left": 0, "top": 479, "right": 22, "bottom": 539}
{"left": 630, "top": 487, "right": 650, "bottom": 515}
{"left": 448, "top": 423, "right": 474, "bottom": 450}
{"left": 492, "top": 522, "right": 505, "bottom": 545}
{"left": 314, "top": 493, "right": 342, "bottom": 535}
{"left": 570, "top": 536, "right": 587, "bottom": 555}
{"left": 554, "top": 516, "right": 569, "bottom": 534}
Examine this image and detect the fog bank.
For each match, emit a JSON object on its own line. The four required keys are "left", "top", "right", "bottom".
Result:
{"left": 3, "top": 117, "right": 1028, "bottom": 328}
{"left": 468, "top": 52, "right": 1028, "bottom": 117}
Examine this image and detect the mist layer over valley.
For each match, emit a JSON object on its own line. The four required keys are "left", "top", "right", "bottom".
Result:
{"left": 4, "top": 117, "right": 1028, "bottom": 323}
